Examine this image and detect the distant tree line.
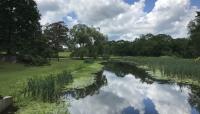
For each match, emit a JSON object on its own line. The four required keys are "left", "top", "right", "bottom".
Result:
{"left": 107, "top": 34, "right": 195, "bottom": 58}
{"left": 0, "top": 0, "right": 199, "bottom": 65}
{"left": 107, "top": 12, "right": 200, "bottom": 58}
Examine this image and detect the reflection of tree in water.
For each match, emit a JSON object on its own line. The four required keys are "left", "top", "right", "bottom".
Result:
{"left": 105, "top": 61, "right": 200, "bottom": 113}
{"left": 188, "top": 85, "right": 200, "bottom": 112}
{"left": 65, "top": 72, "right": 107, "bottom": 99}
{"left": 104, "top": 61, "right": 156, "bottom": 84}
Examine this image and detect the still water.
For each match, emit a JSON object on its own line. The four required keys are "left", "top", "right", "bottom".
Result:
{"left": 65, "top": 62, "right": 200, "bottom": 114}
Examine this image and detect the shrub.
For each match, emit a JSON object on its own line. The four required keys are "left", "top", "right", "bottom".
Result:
{"left": 102, "top": 54, "right": 110, "bottom": 60}
{"left": 18, "top": 55, "right": 49, "bottom": 66}
{"left": 84, "top": 59, "right": 94, "bottom": 64}
{"left": 0, "top": 95, "right": 3, "bottom": 99}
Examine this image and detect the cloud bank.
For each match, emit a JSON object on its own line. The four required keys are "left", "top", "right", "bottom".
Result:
{"left": 35, "top": 0, "right": 199, "bottom": 40}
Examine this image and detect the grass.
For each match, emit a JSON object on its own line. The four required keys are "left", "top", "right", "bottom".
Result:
{"left": 112, "top": 56, "right": 200, "bottom": 86}
{"left": 0, "top": 56, "right": 103, "bottom": 114}
{"left": 16, "top": 101, "right": 69, "bottom": 114}
{"left": 0, "top": 59, "right": 84, "bottom": 96}
{"left": 66, "top": 61, "right": 103, "bottom": 89}
{"left": 58, "top": 51, "right": 71, "bottom": 58}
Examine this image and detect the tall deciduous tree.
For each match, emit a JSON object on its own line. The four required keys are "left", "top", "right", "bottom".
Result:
{"left": 70, "top": 24, "right": 108, "bottom": 59}
{"left": 0, "top": 0, "right": 41, "bottom": 56}
{"left": 43, "top": 21, "right": 69, "bottom": 61}
{"left": 188, "top": 11, "right": 200, "bottom": 56}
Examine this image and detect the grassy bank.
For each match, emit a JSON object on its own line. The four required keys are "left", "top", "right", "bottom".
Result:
{"left": 0, "top": 56, "right": 103, "bottom": 114}
{"left": 0, "top": 59, "right": 83, "bottom": 96}
{"left": 111, "top": 56, "right": 200, "bottom": 86}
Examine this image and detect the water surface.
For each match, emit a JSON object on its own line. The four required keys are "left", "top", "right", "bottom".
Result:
{"left": 65, "top": 62, "right": 200, "bottom": 114}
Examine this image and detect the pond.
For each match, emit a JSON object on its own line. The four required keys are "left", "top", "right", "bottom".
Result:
{"left": 65, "top": 62, "right": 200, "bottom": 114}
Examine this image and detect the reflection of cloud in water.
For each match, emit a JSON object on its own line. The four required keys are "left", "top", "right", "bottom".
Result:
{"left": 67, "top": 70, "right": 197, "bottom": 114}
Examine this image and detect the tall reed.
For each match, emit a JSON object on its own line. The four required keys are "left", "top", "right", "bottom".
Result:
{"left": 117, "top": 56, "right": 200, "bottom": 85}
{"left": 24, "top": 71, "right": 73, "bottom": 102}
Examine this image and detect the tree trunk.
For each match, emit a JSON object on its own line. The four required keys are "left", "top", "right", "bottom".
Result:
{"left": 7, "top": 23, "right": 13, "bottom": 56}
{"left": 57, "top": 52, "right": 59, "bottom": 61}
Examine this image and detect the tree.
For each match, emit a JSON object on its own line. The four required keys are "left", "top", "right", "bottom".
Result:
{"left": 0, "top": 0, "right": 50, "bottom": 65}
{"left": 188, "top": 11, "right": 200, "bottom": 56}
{"left": 107, "top": 33, "right": 195, "bottom": 58}
{"left": 43, "top": 21, "right": 69, "bottom": 61}
{"left": 0, "top": 0, "right": 41, "bottom": 55}
{"left": 70, "top": 24, "right": 108, "bottom": 59}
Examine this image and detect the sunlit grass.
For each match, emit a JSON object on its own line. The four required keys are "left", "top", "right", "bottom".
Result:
{"left": 58, "top": 51, "right": 71, "bottom": 58}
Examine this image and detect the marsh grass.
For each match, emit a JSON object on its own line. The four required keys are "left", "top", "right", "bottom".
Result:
{"left": 24, "top": 71, "right": 73, "bottom": 102}
{"left": 114, "top": 56, "right": 200, "bottom": 85}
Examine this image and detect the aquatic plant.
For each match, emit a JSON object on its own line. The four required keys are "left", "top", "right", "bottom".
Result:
{"left": 114, "top": 56, "right": 200, "bottom": 85}
{"left": 24, "top": 71, "right": 73, "bottom": 102}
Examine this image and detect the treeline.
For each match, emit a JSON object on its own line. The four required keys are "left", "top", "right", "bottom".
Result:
{"left": 107, "top": 34, "right": 196, "bottom": 58}
{"left": 107, "top": 12, "right": 200, "bottom": 58}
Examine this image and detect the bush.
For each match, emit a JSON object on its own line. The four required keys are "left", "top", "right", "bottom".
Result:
{"left": 0, "top": 95, "right": 3, "bottom": 99}
{"left": 84, "top": 59, "right": 94, "bottom": 64}
{"left": 18, "top": 55, "right": 49, "bottom": 66}
{"left": 102, "top": 54, "right": 110, "bottom": 60}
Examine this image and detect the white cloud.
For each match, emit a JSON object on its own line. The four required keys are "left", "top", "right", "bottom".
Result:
{"left": 67, "top": 71, "right": 193, "bottom": 114}
{"left": 35, "top": 0, "right": 199, "bottom": 40}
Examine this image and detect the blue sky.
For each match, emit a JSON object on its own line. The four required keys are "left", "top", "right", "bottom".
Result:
{"left": 36, "top": 0, "right": 200, "bottom": 40}
{"left": 191, "top": 0, "right": 200, "bottom": 8}
{"left": 124, "top": 0, "right": 200, "bottom": 12}
{"left": 123, "top": 0, "right": 156, "bottom": 12}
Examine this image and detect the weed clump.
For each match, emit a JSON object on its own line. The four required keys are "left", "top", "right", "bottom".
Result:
{"left": 24, "top": 71, "right": 73, "bottom": 102}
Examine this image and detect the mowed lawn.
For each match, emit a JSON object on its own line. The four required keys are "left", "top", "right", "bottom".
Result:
{"left": 0, "top": 58, "right": 101, "bottom": 95}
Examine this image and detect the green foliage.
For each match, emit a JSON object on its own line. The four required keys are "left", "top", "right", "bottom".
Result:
{"left": 17, "top": 55, "right": 49, "bottom": 66}
{"left": 84, "top": 59, "right": 94, "bottom": 64}
{"left": 43, "top": 21, "right": 69, "bottom": 61}
{"left": 0, "top": 0, "right": 41, "bottom": 54}
{"left": 102, "top": 54, "right": 110, "bottom": 60}
{"left": 0, "top": 95, "right": 3, "bottom": 99}
{"left": 70, "top": 47, "right": 89, "bottom": 59}
{"left": 24, "top": 71, "right": 73, "bottom": 102}
{"left": 108, "top": 34, "right": 194, "bottom": 58}
{"left": 188, "top": 12, "right": 200, "bottom": 56}
{"left": 0, "top": 0, "right": 53, "bottom": 64}
{"left": 69, "top": 24, "right": 108, "bottom": 59}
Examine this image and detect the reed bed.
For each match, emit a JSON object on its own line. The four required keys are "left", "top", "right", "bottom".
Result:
{"left": 24, "top": 71, "right": 73, "bottom": 102}
{"left": 117, "top": 56, "right": 200, "bottom": 85}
